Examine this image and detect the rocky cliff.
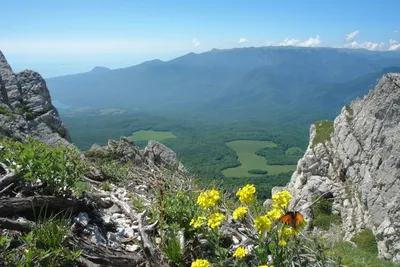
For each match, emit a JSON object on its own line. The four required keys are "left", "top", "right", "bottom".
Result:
{"left": 0, "top": 51, "right": 70, "bottom": 145}
{"left": 287, "top": 73, "right": 400, "bottom": 262}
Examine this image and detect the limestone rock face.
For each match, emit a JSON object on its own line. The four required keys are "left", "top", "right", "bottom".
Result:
{"left": 286, "top": 73, "right": 400, "bottom": 263}
{"left": 0, "top": 51, "right": 70, "bottom": 145}
{"left": 144, "top": 140, "right": 187, "bottom": 173}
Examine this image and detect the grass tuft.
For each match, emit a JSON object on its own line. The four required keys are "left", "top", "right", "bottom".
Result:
{"left": 311, "top": 120, "right": 334, "bottom": 149}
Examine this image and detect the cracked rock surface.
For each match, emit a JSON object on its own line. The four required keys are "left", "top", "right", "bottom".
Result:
{"left": 286, "top": 73, "right": 400, "bottom": 263}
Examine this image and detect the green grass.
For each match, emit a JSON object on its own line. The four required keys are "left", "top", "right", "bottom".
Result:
{"left": 99, "top": 108, "right": 126, "bottom": 116}
{"left": 332, "top": 242, "right": 400, "bottom": 267}
{"left": 132, "top": 130, "right": 176, "bottom": 142}
{"left": 0, "top": 106, "right": 16, "bottom": 120}
{"left": 222, "top": 140, "right": 297, "bottom": 177}
{"left": 311, "top": 120, "right": 334, "bottom": 149}
{"left": 351, "top": 229, "right": 378, "bottom": 255}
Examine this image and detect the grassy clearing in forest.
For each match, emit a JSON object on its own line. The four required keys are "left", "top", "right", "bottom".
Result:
{"left": 132, "top": 130, "right": 176, "bottom": 142}
{"left": 222, "top": 140, "right": 296, "bottom": 177}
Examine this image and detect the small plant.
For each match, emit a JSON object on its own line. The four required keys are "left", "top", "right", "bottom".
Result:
{"left": 102, "top": 181, "right": 112, "bottom": 191}
{"left": 0, "top": 106, "right": 16, "bottom": 120}
{"left": 311, "top": 120, "right": 334, "bottom": 149}
{"left": 74, "top": 180, "right": 92, "bottom": 197}
{"left": 351, "top": 228, "right": 378, "bottom": 255}
{"left": 131, "top": 194, "right": 146, "bottom": 211}
{"left": 17, "top": 104, "right": 34, "bottom": 120}
{"left": 345, "top": 105, "right": 354, "bottom": 124}
{"left": 1, "top": 214, "right": 81, "bottom": 266}
{"left": 98, "top": 160, "right": 130, "bottom": 181}
{"left": 312, "top": 196, "right": 341, "bottom": 230}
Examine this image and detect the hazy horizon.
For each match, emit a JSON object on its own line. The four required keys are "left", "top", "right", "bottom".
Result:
{"left": 2, "top": 0, "right": 400, "bottom": 77}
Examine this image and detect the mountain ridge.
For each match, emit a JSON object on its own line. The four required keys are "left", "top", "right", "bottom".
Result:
{"left": 46, "top": 46, "right": 400, "bottom": 124}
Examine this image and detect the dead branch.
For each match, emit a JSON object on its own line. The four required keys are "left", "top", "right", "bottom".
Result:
{"left": 0, "top": 163, "right": 21, "bottom": 190}
{"left": 69, "top": 236, "right": 147, "bottom": 267}
{"left": 0, "top": 182, "right": 14, "bottom": 195}
{"left": 0, "top": 196, "right": 88, "bottom": 217}
{"left": 137, "top": 210, "right": 168, "bottom": 267}
{"left": 0, "top": 217, "right": 35, "bottom": 232}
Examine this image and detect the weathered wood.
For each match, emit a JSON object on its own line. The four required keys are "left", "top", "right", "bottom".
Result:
{"left": 0, "top": 196, "right": 88, "bottom": 217}
{"left": 69, "top": 237, "right": 147, "bottom": 267}
{"left": 137, "top": 211, "right": 168, "bottom": 267}
{"left": 0, "top": 163, "right": 21, "bottom": 190}
{"left": 0, "top": 217, "right": 35, "bottom": 232}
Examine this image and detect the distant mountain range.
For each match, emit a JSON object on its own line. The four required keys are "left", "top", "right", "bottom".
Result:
{"left": 46, "top": 46, "right": 400, "bottom": 124}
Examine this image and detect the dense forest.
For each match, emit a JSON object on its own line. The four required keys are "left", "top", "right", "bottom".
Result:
{"left": 61, "top": 109, "right": 309, "bottom": 198}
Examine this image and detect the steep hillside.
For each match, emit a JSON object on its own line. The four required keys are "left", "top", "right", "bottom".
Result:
{"left": 0, "top": 51, "right": 70, "bottom": 145}
{"left": 46, "top": 47, "right": 400, "bottom": 123}
{"left": 286, "top": 73, "right": 400, "bottom": 263}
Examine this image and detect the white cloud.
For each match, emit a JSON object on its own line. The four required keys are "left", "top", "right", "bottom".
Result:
{"left": 344, "top": 41, "right": 385, "bottom": 51}
{"left": 345, "top": 30, "right": 360, "bottom": 42}
{"left": 239, "top": 38, "right": 248, "bottom": 43}
{"left": 389, "top": 39, "right": 400, "bottom": 51}
{"left": 394, "top": 30, "right": 399, "bottom": 33}
{"left": 299, "top": 35, "right": 321, "bottom": 47}
{"left": 192, "top": 39, "right": 200, "bottom": 47}
{"left": 280, "top": 37, "right": 301, "bottom": 46}
{"left": 280, "top": 35, "right": 321, "bottom": 47}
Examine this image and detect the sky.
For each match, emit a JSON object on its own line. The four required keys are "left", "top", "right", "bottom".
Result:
{"left": 1, "top": 0, "right": 400, "bottom": 77}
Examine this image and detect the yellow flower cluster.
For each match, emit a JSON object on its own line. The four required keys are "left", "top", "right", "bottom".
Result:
{"left": 259, "top": 265, "right": 274, "bottom": 267}
{"left": 236, "top": 184, "right": 256, "bottom": 204}
{"left": 208, "top": 212, "right": 225, "bottom": 229}
{"left": 267, "top": 207, "right": 283, "bottom": 220}
{"left": 233, "top": 247, "right": 247, "bottom": 259}
{"left": 254, "top": 215, "right": 271, "bottom": 234}
{"left": 190, "top": 216, "right": 207, "bottom": 229}
{"left": 272, "top": 190, "right": 292, "bottom": 209}
{"left": 191, "top": 259, "right": 210, "bottom": 267}
{"left": 280, "top": 227, "right": 295, "bottom": 239}
{"left": 279, "top": 239, "right": 287, "bottom": 247}
{"left": 233, "top": 206, "right": 248, "bottom": 220}
{"left": 197, "top": 189, "right": 220, "bottom": 209}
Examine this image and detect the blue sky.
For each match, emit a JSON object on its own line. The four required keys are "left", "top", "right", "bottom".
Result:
{"left": 2, "top": 0, "right": 400, "bottom": 77}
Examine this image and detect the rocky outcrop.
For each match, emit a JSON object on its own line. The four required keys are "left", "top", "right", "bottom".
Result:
{"left": 87, "top": 137, "right": 187, "bottom": 174}
{"left": 143, "top": 140, "right": 187, "bottom": 173}
{"left": 287, "top": 73, "right": 400, "bottom": 262}
{"left": 0, "top": 51, "right": 70, "bottom": 146}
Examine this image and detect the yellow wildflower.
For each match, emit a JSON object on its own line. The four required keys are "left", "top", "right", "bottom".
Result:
{"left": 259, "top": 265, "right": 274, "bottom": 267}
{"left": 197, "top": 189, "right": 220, "bottom": 209}
{"left": 236, "top": 184, "right": 256, "bottom": 204}
{"left": 278, "top": 227, "right": 294, "bottom": 239}
{"left": 267, "top": 208, "right": 284, "bottom": 220}
{"left": 208, "top": 212, "right": 225, "bottom": 229}
{"left": 279, "top": 239, "right": 287, "bottom": 246}
{"left": 272, "top": 190, "right": 292, "bottom": 209}
{"left": 233, "top": 206, "right": 248, "bottom": 220}
{"left": 191, "top": 259, "right": 210, "bottom": 267}
{"left": 254, "top": 215, "right": 271, "bottom": 234}
{"left": 190, "top": 216, "right": 206, "bottom": 229}
{"left": 233, "top": 247, "right": 247, "bottom": 259}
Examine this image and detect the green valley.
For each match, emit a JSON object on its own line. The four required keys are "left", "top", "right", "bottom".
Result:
{"left": 222, "top": 140, "right": 296, "bottom": 177}
{"left": 131, "top": 130, "right": 176, "bottom": 142}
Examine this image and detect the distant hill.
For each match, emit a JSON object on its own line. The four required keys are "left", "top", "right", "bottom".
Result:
{"left": 46, "top": 46, "right": 400, "bottom": 124}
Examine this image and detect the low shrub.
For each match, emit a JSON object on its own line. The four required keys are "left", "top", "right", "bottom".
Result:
{"left": 0, "top": 137, "right": 86, "bottom": 195}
